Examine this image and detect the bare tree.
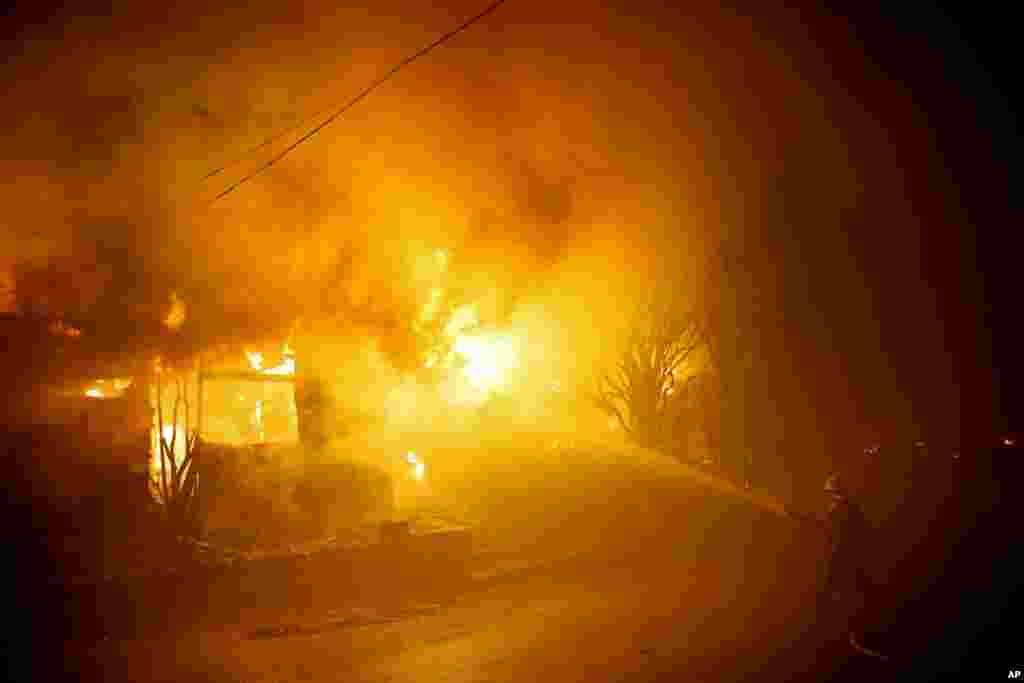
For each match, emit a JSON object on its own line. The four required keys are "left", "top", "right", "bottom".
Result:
{"left": 592, "top": 292, "right": 711, "bottom": 455}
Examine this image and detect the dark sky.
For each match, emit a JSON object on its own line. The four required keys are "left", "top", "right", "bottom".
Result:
{"left": 887, "top": 4, "right": 1022, "bottom": 436}
{"left": 748, "top": 2, "right": 1018, "bottom": 497}
{"left": 0, "top": 1, "right": 1018, "bottom": 459}
{"left": 783, "top": 3, "right": 1019, "bottom": 443}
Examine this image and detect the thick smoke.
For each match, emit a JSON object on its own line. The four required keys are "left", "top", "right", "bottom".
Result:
{"left": 2, "top": 0, "right": 712, "bottom": 368}
{"left": 1, "top": 1, "right": 987, "bottom": 461}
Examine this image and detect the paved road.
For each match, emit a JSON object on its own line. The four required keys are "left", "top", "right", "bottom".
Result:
{"left": 73, "top": 549, "right": 886, "bottom": 683}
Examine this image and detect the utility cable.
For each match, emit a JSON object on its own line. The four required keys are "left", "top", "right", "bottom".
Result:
{"left": 208, "top": 0, "right": 508, "bottom": 203}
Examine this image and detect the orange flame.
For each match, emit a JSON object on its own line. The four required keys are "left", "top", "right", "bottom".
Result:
{"left": 245, "top": 345, "right": 295, "bottom": 375}
{"left": 245, "top": 349, "right": 264, "bottom": 370}
{"left": 453, "top": 331, "right": 519, "bottom": 394}
{"left": 263, "top": 356, "right": 296, "bottom": 375}
{"left": 406, "top": 451, "right": 425, "bottom": 481}
{"left": 82, "top": 378, "right": 133, "bottom": 399}
{"left": 414, "top": 280, "right": 523, "bottom": 406}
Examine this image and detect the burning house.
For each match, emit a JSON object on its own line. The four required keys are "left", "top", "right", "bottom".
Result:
{"left": 3, "top": 314, "right": 305, "bottom": 502}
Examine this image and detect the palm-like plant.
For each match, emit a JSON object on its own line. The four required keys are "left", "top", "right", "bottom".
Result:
{"left": 153, "top": 371, "right": 203, "bottom": 538}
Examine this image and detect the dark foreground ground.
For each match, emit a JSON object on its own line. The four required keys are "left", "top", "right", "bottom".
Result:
{"left": 71, "top": 555, "right": 866, "bottom": 683}
{"left": 4, "top": 430, "right": 1023, "bottom": 681}
{"left": 62, "top": 530, "right": 1024, "bottom": 683}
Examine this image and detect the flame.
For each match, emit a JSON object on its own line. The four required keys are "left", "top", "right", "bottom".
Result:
{"left": 415, "top": 287, "right": 523, "bottom": 405}
{"left": 406, "top": 451, "right": 425, "bottom": 481}
{"left": 420, "top": 286, "right": 445, "bottom": 323}
{"left": 444, "top": 304, "right": 479, "bottom": 337}
{"left": 161, "top": 424, "right": 178, "bottom": 444}
{"left": 442, "top": 303, "right": 518, "bottom": 394}
{"left": 82, "top": 378, "right": 133, "bottom": 399}
{"left": 409, "top": 248, "right": 530, "bottom": 410}
{"left": 245, "top": 349, "right": 264, "bottom": 370}
{"left": 150, "top": 422, "right": 189, "bottom": 489}
{"left": 163, "top": 291, "right": 186, "bottom": 330}
{"left": 453, "top": 332, "right": 518, "bottom": 394}
{"left": 263, "top": 356, "right": 295, "bottom": 375}
{"left": 244, "top": 345, "right": 295, "bottom": 375}
{"left": 254, "top": 399, "right": 264, "bottom": 441}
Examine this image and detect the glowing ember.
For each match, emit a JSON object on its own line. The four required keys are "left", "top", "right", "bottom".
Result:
{"left": 85, "top": 388, "right": 104, "bottom": 398}
{"left": 49, "top": 320, "right": 81, "bottom": 338}
{"left": 163, "top": 291, "right": 186, "bottom": 330}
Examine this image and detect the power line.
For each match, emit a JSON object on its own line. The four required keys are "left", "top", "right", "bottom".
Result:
{"left": 208, "top": 0, "right": 508, "bottom": 203}
{"left": 198, "top": 98, "right": 335, "bottom": 185}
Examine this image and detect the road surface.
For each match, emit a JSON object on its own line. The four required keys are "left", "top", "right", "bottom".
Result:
{"left": 71, "top": 548, "right": 889, "bottom": 683}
